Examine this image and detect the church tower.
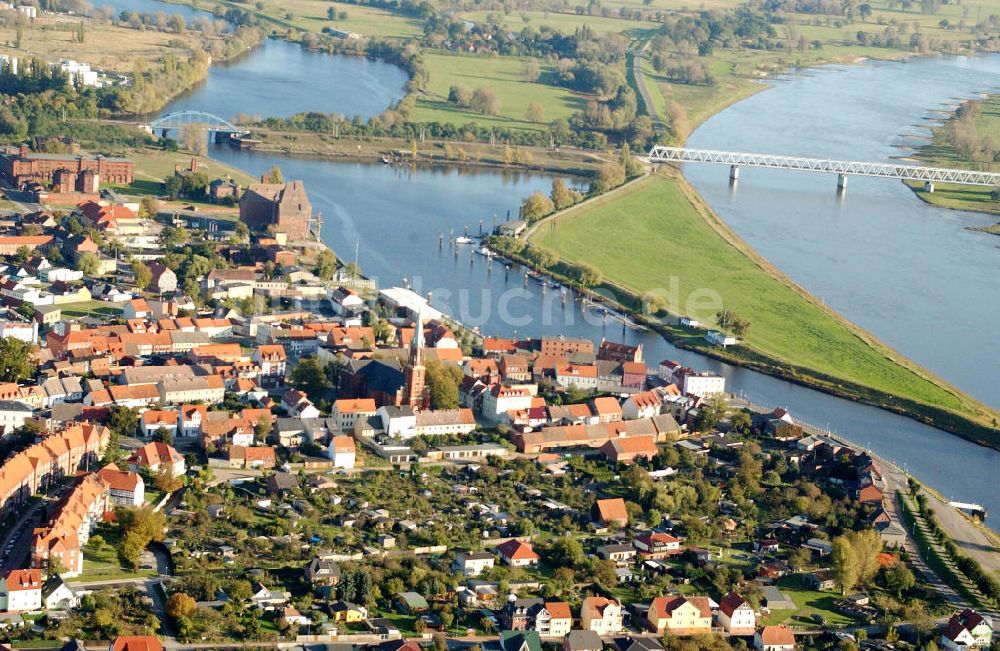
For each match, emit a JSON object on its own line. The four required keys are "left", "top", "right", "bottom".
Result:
{"left": 404, "top": 310, "right": 430, "bottom": 410}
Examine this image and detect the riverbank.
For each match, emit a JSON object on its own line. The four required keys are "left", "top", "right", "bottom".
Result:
{"left": 906, "top": 93, "right": 1000, "bottom": 233}
{"left": 521, "top": 169, "right": 1000, "bottom": 449}
{"left": 233, "top": 129, "right": 606, "bottom": 176}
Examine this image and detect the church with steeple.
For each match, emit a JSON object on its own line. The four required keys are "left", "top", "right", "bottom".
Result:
{"left": 403, "top": 310, "right": 431, "bottom": 411}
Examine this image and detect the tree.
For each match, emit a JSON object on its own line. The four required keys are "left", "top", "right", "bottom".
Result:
{"left": 882, "top": 562, "right": 915, "bottom": 597}
{"left": 425, "top": 360, "right": 463, "bottom": 410}
{"left": 0, "top": 337, "right": 36, "bottom": 383}
{"left": 550, "top": 536, "right": 585, "bottom": 566}
{"left": 448, "top": 85, "right": 473, "bottom": 107}
{"left": 291, "top": 356, "right": 330, "bottom": 397}
{"left": 831, "top": 536, "right": 859, "bottom": 595}
{"left": 109, "top": 405, "right": 139, "bottom": 438}
{"left": 166, "top": 593, "right": 197, "bottom": 620}
{"left": 117, "top": 506, "right": 167, "bottom": 569}
{"left": 155, "top": 466, "right": 182, "bottom": 492}
{"left": 255, "top": 414, "right": 272, "bottom": 443}
{"left": 179, "top": 123, "right": 208, "bottom": 157}
{"left": 590, "top": 162, "right": 625, "bottom": 193}
{"left": 13, "top": 245, "right": 29, "bottom": 265}
{"left": 551, "top": 178, "right": 575, "bottom": 210}
{"left": 526, "top": 102, "right": 545, "bottom": 123}
{"left": 592, "top": 559, "right": 617, "bottom": 586}
{"left": 527, "top": 246, "right": 558, "bottom": 269}
{"left": 831, "top": 529, "right": 880, "bottom": 595}
{"left": 574, "top": 263, "right": 603, "bottom": 288}
{"left": 314, "top": 249, "right": 338, "bottom": 280}
{"left": 522, "top": 59, "right": 541, "bottom": 82}
{"left": 139, "top": 196, "right": 160, "bottom": 220}
{"left": 263, "top": 164, "right": 283, "bottom": 184}
{"left": 133, "top": 261, "right": 152, "bottom": 291}
{"left": 520, "top": 191, "right": 555, "bottom": 223}
{"left": 470, "top": 87, "right": 501, "bottom": 116}
{"left": 859, "top": 3, "right": 872, "bottom": 19}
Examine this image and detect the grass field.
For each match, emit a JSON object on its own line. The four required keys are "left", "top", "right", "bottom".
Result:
{"left": 257, "top": 0, "right": 424, "bottom": 38}
{"left": 0, "top": 13, "right": 212, "bottom": 73}
{"left": 759, "top": 576, "right": 854, "bottom": 627}
{"left": 456, "top": 9, "right": 652, "bottom": 36}
{"left": 414, "top": 52, "right": 591, "bottom": 130}
{"left": 531, "top": 173, "right": 979, "bottom": 419}
{"left": 117, "top": 148, "right": 257, "bottom": 204}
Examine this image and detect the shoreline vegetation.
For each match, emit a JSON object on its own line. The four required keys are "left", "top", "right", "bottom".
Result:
{"left": 906, "top": 94, "right": 1000, "bottom": 233}
{"left": 511, "top": 170, "right": 1000, "bottom": 449}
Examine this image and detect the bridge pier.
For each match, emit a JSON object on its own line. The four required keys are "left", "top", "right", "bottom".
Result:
{"left": 924, "top": 181, "right": 935, "bottom": 193}
{"left": 837, "top": 173, "right": 848, "bottom": 192}
{"left": 729, "top": 165, "right": 739, "bottom": 181}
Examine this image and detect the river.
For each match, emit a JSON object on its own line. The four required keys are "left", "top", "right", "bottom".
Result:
{"left": 156, "top": 38, "right": 1000, "bottom": 524}
{"left": 684, "top": 56, "right": 1000, "bottom": 412}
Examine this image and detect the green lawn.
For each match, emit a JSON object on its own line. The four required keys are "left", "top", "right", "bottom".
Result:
{"left": 415, "top": 52, "right": 590, "bottom": 131}
{"left": 532, "top": 174, "right": 972, "bottom": 417}
{"left": 759, "top": 576, "right": 854, "bottom": 627}
{"left": 71, "top": 535, "right": 155, "bottom": 582}
{"left": 59, "top": 300, "right": 124, "bottom": 319}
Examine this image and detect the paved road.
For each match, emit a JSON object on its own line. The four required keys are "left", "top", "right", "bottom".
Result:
{"left": 0, "top": 506, "right": 43, "bottom": 572}
{"left": 629, "top": 39, "right": 664, "bottom": 132}
{"left": 920, "top": 487, "right": 1000, "bottom": 576}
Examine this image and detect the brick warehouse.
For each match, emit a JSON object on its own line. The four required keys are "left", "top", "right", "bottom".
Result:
{"left": 0, "top": 145, "right": 134, "bottom": 188}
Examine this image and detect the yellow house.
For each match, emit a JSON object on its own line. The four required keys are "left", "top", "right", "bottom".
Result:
{"left": 331, "top": 601, "right": 367, "bottom": 623}
{"left": 52, "top": 285, "right": 92, "bottom": 305}
{"left": 648, "top": 596, "right": 712, "bottom": 635}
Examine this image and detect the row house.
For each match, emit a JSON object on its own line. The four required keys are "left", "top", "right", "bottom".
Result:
{"left": 31, "top": 473, "right": 109, "bottom": 577}
{"left": 0, "top": 423, "right": 109, "bottom": 516}
{"left": 158, "top": 375, "right": 225, "bottom": 405}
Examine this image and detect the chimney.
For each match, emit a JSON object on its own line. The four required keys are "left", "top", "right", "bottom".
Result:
{"left": 190, "top": 157, "right": 198, "bottom": 173}
{"left": 19, "top": 144, "right": 28, "bottom": 158}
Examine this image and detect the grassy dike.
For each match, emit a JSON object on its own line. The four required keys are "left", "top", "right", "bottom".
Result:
{"left": 526, "top": 171, "right": 1000, "bottom": 447}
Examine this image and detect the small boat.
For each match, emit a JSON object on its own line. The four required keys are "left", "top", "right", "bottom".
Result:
{"left": 454, "top": 236, "right": 474, "bottom": 244}
{"left": 477, "top": 247, "right": 494, "bottom": 257}
{"left": 381, "top": 155, "right": 391, "bottom": 164}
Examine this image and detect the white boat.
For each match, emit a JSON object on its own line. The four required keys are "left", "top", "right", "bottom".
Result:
{"left": 455, "top": 236, "right": 474, "bottom": 244}
{"left": 477, "top": 247, "right": 494, "bottom": 257}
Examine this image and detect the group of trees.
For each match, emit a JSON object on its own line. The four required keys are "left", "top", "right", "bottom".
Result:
{"left": 117, "top": 506, "right": 167, "bottom": 569}
{"left": 948, "top": 99, "right": 999, "bottom": 168}
{"left": 716, "top": 309, "right": 751, "bottom": 338}
{"left": 830, "top": 528, "right": 882, "bottom": 594}
{"left": 447, "top": 85, "right": 502, "bottom": 116}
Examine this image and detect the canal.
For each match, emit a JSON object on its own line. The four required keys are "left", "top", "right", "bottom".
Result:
{"left": 156, "top": 37, "right": 1000, "bottom": 525}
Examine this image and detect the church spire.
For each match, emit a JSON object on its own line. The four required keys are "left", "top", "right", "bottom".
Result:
{"left": 410, "top": 309, "right": 424, "bottom": 364}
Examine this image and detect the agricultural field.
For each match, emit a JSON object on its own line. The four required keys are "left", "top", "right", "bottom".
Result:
{"left": 414, "top": 52, "right": 591, "bottom": 130}
{"left": 455, "top": 9, "right": 654, "bottom": 37}
{"left": 531, "top": 173, "right": 978, "bottom": 419}
{"left": 0, "top": 12, "right": 211, "bottom": 73}
{"left": 249, "top": 0, "right": 424, "bottom": 38}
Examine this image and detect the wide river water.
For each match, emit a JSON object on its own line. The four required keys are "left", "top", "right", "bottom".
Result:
{"left": 156, "top": 37, "right": 1000, "bottom": 524}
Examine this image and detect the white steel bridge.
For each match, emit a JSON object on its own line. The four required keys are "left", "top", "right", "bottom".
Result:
{"left": 647, "top": 145, "right": 1000, "bottom": 191}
